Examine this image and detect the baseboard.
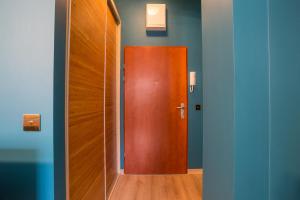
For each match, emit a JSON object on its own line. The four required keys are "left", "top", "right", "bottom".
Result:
{"left": 119, "top": 169, "right": 202, "bottom": 175}
{"left": 188, "top": 169, "right": 203, "bottom": 175}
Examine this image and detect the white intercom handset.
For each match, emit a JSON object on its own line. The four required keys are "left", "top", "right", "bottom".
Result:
{"left": 190, "top": 72, "right": 196, "bottom": 93}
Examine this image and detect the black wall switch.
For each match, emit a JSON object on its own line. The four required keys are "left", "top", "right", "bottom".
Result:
{"left": 195, "top": 104, "right": 201, "bottom": 111}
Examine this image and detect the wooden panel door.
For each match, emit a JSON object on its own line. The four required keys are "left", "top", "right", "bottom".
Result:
{"left": 68, "top": 0, "right": 106, "bottom": 199}
{"left": 124, "top": 46, "right": 188, "bottom": 174}
{"left": 105, "top": 4, "right": 118, "bottom": 198}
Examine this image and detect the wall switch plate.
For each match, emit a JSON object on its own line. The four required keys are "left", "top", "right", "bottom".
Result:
{"left": 195, "top": 104, "right": 201, "bottom": 111}
{"left": 23, "top": 114, "right": 41, "bottom": 131}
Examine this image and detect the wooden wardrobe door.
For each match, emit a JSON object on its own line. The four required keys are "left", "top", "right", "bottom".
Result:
{"left": 105, "top": 5, "right": 118, "bottom": 198}
{"left": 68, "top": 0, "right": 106, "bottom": 199}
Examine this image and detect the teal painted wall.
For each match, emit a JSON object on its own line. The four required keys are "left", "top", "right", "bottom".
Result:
{"left": 202, "top": 0, "right": 235, "bottom": 199}
{"left": 203, "top": 0, "right": 300, "bottom": 199}
{"left": 233, "top": 0, "right": 270, "bottom": 199}
{"left": 269, "top": 0, "right": 300, "bottom": 199}
{"left": 114, "top": 0, "right": 203, "bottom": 168}
{"left": 0, "top": 0, "right": 55, "bottom": 199}
{"left": 53, "top": 0, "right": 67, "bottom": 199}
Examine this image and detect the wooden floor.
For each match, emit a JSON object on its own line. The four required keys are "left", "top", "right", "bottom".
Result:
{"left": 109, "top": 174, "right": 202, "bottom": 200}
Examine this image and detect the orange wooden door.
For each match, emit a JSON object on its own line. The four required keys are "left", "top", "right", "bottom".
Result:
{"left": 124, "top": 46, "right": 188, "bottom": 174}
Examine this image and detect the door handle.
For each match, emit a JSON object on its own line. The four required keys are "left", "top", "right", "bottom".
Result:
{"left": 176, "top": 103, "right": 185, "bottom": 119}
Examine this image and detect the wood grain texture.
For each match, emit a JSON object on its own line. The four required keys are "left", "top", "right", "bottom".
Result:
{"left": 109, "top": 174, "right": 202, "bottom": 200}
{"left": 124, "top": 47, "right": 188, "bottom": 174}
{"left": 105, "top": 6, "right": 118, "bottom": 199}
{"left": 68, "top": 0, "right": 106, "bottom": 199}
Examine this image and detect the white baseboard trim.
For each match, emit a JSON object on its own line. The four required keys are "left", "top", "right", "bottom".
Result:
{"left": 188, "top": 169, "right": 203, "bottom": 175}
{"left": 119, "top": 169, "right": 202, "bottom": 175}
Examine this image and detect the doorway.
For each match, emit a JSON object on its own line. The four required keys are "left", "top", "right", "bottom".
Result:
{"left": 57, "top": 0, "right": 202, "bottom": 199}
{"left": 109, "top": 46, "right": 201, "bottom": 200}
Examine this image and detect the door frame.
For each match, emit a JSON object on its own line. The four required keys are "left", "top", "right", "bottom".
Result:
{"left": 56, "top": 0, "right": 122, "bottom": 199}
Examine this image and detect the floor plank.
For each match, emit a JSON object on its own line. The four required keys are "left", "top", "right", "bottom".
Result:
{"left": 109, "top": 174, "right": 202, "bottom": 200}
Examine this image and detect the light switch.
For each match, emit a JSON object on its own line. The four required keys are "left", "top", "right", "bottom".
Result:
{"left": 195, "top": 104, "right": 201, "bottom": 111}
{"left": 23, "top": 114, "right": 41, "bottom": 131}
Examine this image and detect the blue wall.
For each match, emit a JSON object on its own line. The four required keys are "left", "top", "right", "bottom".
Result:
{"left": 269, "top": 0, "right": 300, "bottom": 199}
{"left": 202, "top": 0, "right": 235, "bottom": 199}
{"left": 202, "top": 0, "right": 300, "bottom": 199}
{"left": 115, "top": 0, "right": 203, "bottom": 168}
{"left": 0, "top": 0, "right": 55, "bottom": 199}
{"left": 233, "top": 0, "right": 270, "bottom": 199}
{"left": 53, "top": 0, "right": 67, "bottom": 199}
